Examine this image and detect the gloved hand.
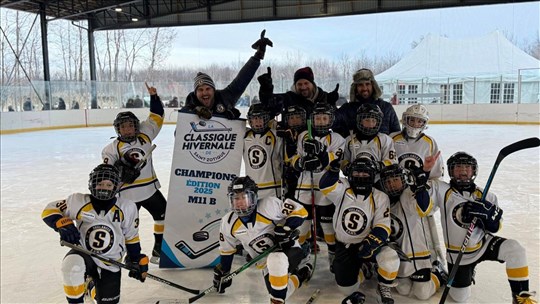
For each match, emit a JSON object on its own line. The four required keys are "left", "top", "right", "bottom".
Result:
{"left": 274, "top": 225, "right": 295, "bottom": 250}
{"left": 56, "top": 217, "right": 80, "bottom": 244}
{"left": 114, "top": 160, "right": 140, "bottom": 184}
{"left": 213, "top": 264, "right": 232, "bottom": 293}
{"left": 252, "top": 29, "right": 273, "bottom": 60}
{"left": 224, "top": 108, "right": 240, "bottom": 120}
{"left": 276, "top": 127, "right": 297, "bottom": 144}
{"left": 303, "top": 139, "right": 326, "bottom": 156}
{"left": 343, "top": 162, "right": 351, "bottom": 176}
{"left": 128, "top": 254, "right": 149, "bottom": 282}
{"left": 405, "top": 164, "right": 430, "bottom": 193}
{"left": 327, "top": 83, "right": 340, "bottom": 104}
{"left": 257, "top": 67, "right": 274, "bottom": 103}
{"left": 357, "top": 233, "right": 385, "bottom": 259}
{"left": 462, "top": 199, "right": 502, "bottom": 226}
{"left": 328, "top": 159, "right": 341, "bottom": 173}
{"left": 300, "top": 155, "right": 321, "bottom": 172}
{"left": 195, "top": 106, "right": 212, "bottom": 120}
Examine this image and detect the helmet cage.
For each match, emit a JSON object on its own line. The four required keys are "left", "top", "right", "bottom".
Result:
{"left": 310, "top": 104, "right": 334, "bottom": 136}
{"left": 356, "top": 104, "right": 383, "bottom": 136}
{"left": 284, "top": 106, "right": 307, "bottom": 132}
{"left": 228, "top": 190, "right": 258, "bottom": 217}
{"left": 88, "top": 164, "right": 120, "bottom": 200}
{"left": 380, "top": 165, "right": 407, "bottom": 197}
{"left": 347, "top": 158, "right": 377, "bottom": 193}
{"left": 447, "top": 152, "right": 478, "bottom": 189}
{"left": 402, "top": 105, "right": 429, "bottom": 138}
{"left": 247, "top": 105, "right": 271, "bottom": 134}
{"left": 114, "top": 112, "right": 140, "bottom": 142}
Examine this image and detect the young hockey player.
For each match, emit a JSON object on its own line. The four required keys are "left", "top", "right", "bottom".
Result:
{"left": 289, "top": 102, "right": 345, "bottom": 270}
{"left": 102, "top": 83, "right": 165, "bottom": 263}
{"left": 214, "top": 176, "right": 312, "bottom": 304}
{"left": 428, "top": 152, "right": 536, "bottom": 304}
{"left": 42, "top": 164, "right": 148, "bottom": 304}
{"left": 243, "top": 103, "right": 283, "bottom": 199}
{"left": 342, "top": 103, "right": 397, "bottom": 174}
{"left": 380, "top": 160, "right": 447, "bottom": 301}
{"left": 320, "top": 157, "right": 399, "bottom": 304}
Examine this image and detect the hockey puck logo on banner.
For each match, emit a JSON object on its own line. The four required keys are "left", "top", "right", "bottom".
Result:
{"left": 183, "top": 120, "right": 238, "bottom": 164}
{"left": 85, "top": 225, "right": 114, "bottom": 254}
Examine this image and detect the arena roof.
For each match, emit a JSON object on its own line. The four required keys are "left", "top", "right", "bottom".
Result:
{"left": 0, "top": 0, "right": 532, "bottom": 31}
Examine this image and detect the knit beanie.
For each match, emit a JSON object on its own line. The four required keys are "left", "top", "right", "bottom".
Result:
{"left": 193, "top": 72, "right": 216, "bottom": 91}
{"left": 349, "top": 68, "right": 382, "bottom": 101}
{"left": 293, "top": 67, "right": 315, "bottom": 86}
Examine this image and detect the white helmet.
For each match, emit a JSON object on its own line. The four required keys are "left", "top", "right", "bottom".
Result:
{"left": 402, "top": 104, "right": 429, "bottom": 138}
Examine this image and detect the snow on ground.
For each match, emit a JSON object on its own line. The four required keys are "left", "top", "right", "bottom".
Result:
{"left": 1, "top": 124, "right": 538, "bottom": 304}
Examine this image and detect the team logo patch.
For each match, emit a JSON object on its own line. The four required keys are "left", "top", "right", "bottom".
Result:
{"left": 247, "top": 145, "right": 268, "bottom": 169}
{"left": 85, "top": 224, "right": 114, "bottom": 254}
{"left": 341, "top": 207, "right": 368, "bottom": 236}
{"left": 182, "top": 120, "right": 237, "bottom": 164}
{"left": 390, "top": 214, "right": 404, "bottom": 241}
{"left": 249, "top": 233, "right": 274, "bottom": 254}
{"left": 399, "top": 153, "right": 424, "bottom": 169}
{"left": 452, "top": 202, "right": 470, "bottom": 229}
{"left": 216, "top": 104, "right": 225, "bottom": 113}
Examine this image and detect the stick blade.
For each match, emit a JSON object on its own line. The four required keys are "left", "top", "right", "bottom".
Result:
{"left": 499, "top": 137, "right": 540, "bottom": 160}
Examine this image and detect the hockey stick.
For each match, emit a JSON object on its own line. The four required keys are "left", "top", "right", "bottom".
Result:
{"left": 307, "top": 119, "right": 318, "bottom": 277}
{"left": 305, "top": 289, "right": 321, "bottom": 304}
{"left": 439, "top": 137, "right": 540, "bottom": 304}
{"left": 158, "top": 230, "right": 301, "bottom": 304}
{"left": 60, "top": 241, "right": 200, "bottom": 295}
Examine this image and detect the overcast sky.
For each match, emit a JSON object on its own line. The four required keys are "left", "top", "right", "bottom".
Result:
{"left": 166, "top": 2, "right": 539, "bottom": 68}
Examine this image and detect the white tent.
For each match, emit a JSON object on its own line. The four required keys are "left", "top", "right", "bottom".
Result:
{"left": 376, "top": 31, "right": 540, "bottom": 104}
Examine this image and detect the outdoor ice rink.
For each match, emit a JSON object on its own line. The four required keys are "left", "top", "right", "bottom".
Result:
{"left": 1, "top": 124, "right": 538, "bottom": 304}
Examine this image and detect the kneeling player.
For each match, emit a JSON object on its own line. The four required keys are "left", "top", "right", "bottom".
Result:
{"left": 214, "top": 176, "right": 312, "bottom": 304}
{"left": 42, "top": 164, "right": 148, "bottom": 304}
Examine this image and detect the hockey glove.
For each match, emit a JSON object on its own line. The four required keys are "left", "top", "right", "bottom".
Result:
{"left": 274, "top": 226, "right": 296, "bottom": 250}
{"left": 327, "top": 83, "right": 340, "bottom": 105}
{"left": 56, "top": 217, "right": 80, "bottom": 244}
{"left": 128, "top": 254, "right": 149, "bottom": 282}
{"left": 257, "top": 67, "right": 274, "bottom": 103}
{"left": 328, "top": 159, "right": 342, "bottom": 173}
{"left": 276, "top": 125, "right": 297, "bottom": 144}
{"left": 114, "top": 160, "right": 140, "bottom": 184}
{"left": 406, "top": 165, "right": 430, "bottom": 194}
{"left": 195, "top": 106, "right": 212, "bottom": 120}
{"left": 224, "top": 108, "right": 240, "bottom": 120}
{"left": 303, "top": 139, "right": 326, "bottom": 157}
{"left": 213, "top": 264, "right": 232, "bottom": 293}
{"left": 301, "top": 155, "right": 321, "bottom": 172}
{"left": 252, "top": 30, "right": 273, "bottom": 60}
{"left": 357, "top": 232, "right": 386, "bottom": 259}
{"left": 462, "top": 199, "right": 502, "bottom": 232}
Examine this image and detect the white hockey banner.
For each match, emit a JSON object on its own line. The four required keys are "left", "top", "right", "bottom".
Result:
{"left": 160, "top": 112, "right": 245, "bottom": 268}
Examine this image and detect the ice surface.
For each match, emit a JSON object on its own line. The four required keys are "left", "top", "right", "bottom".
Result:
{"left": 1, "top": 124, "right": 538, "bottom": 303}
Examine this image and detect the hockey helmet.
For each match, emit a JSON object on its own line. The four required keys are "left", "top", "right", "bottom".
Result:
{"left": 114, "top": 111, "right": 140, "bottom": 142}
{"left": 402, "top": 104, "right": 429, "bottom": 138}
{"left": 228, "top": 176, "right": 259, "bottom": 217}
{"left": 88, "top": 164, "right": 120, "bottom": 200}
{"left": 310, "top": 103, "right": 334, "bottom": 136}
{"left": 356, "top": 104, "right": 383, "bottom": 136}
{"left": 380, "top": 164, "right": 408, "bottom": 197}
{"left": 247, "top": 103, "right": 271, "bottom": 134}
{"left": 284, "top": 105, "right": 307, "bottom": 132}
{"left": 348, "top": 157, "right": 377, "bottom": 195}
{"left": 447, "top": 152, "right": 478, "bottom": 190}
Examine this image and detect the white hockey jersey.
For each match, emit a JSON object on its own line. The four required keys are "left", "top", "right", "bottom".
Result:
{"left": 343, "top": 132, "right": 397, "bottom": 167}
{"left": 321, "top": 178, "right": 391, "bottom": 245}
{"left": 218, "top": 197, "right": 307, "bottom": 264}
{"left": 428, "top": 180, "right": 500, "bottom": 265}
{"left": 42, "top": 193, "right": 140, "bottom": 272}
{"left": 102, "top": 112, "right": 163, "bottom": 201}
{"left": 243, "top": 125, "right": 283, "bottom": 200}
{"left": 390, "top": 188, "right": 434, "bottom": 277}
{"left": 390, "top": 131, "right": 444, "bottom": 179}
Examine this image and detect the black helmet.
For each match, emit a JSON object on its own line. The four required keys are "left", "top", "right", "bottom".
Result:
{"left": 284, "top": 105, "right": 307, "bottom": 132}
{"left": 114, "top": 111, "right": 140, "bottom": 142}
{"left": 88, "top": 164, "right": 120, "bottom": 200}
{"left": 228, "top": 176, "right": 258, "bottom": 217}
{"left": 247, "top": 103, "right": 271, "bottom": 134}
{"left": 356, "top": 104, "right": 383, "bottom": 136}
{"left": 348, "top": 157, "right": 377, "bottom": 195}
{"left": 447, "top": 152, "right": 478, "bottom": 190}
{"left": 310, "top": 103, "right": 334, "bottom": 136}
{"left": 380, "top": 164, "right": 407, "bottom": 197}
